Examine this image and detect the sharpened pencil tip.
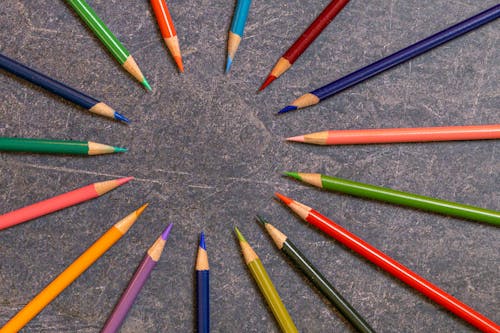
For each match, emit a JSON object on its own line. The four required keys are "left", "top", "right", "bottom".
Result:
{"left": 116, "top": 176, "right": 134, "bottom": 186}
{"left": 234, "top": 227, "right": 246, "bottom": 242}
{"left": 114, "top": 111, "right": 130, "bottom": 123}
{"left": 275, "top": 192, "right": 293, "bottom": 205}
{"left": 136, "top": 203, "right": 149, "bottom": 216}
{"left": 142, "top": 78, "right": 152, "bottom": 91}
{"left": 161, "top": 223, "right": 173, "bottom": 240}
{"left": 278, "top": 105, "right": 298, "bottom": 114}
{"left": 285, "top": 135, "right": 305, "bottom": 143}
{"left": 225, "top": 56, "right": 233, "bottom": 73}
{"left": 259, "top": 75, "right": 276, "bottom": 91}
{"left": 174, "top": 56, "right": 184, "bottom": 73}
{"left": 113, "top": 146, "right": 128, "bottom": 153}
{"left": 256, "top": 215, "right": 267, "bottom": 226}
{"left": 283, "top": 172, "right": 301, "bottom": 181}
{"left": 199, "top": 232, "right": 206, "bottom": 250}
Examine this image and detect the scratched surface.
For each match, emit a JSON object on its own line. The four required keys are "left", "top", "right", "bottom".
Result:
{"left": 0, "top": 1, "right": 499, "bottom": 332}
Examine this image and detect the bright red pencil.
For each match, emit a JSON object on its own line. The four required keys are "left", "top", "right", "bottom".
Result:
{"left": 259, "top": 0, "right": 350, "bottom": 91}
{"left": 275, "top": 192, "right": 500, "bottom": 333}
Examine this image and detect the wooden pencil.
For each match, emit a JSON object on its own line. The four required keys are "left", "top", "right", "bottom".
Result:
{"left": 234, "top": 227, "right": 298, "bottom": 333}
{"left": 150, "top": 0, "right": 184, "bottom": 72}
{"left": 259, "top": 0, "right": 350, "bottom": 91}
{"left": 0, "top": 53, "right": 129, "bottom": 122}
{"left": 66, "top": 0, "right": 151, "bottom": 90}
{"left": 275, "top": 193, "right": 500, "bottom": 333}
{"left": 0, "top": 137, "right": 127, "bottom": 155}
{"left": 0, "top": 204, "right": 147, "bottom": 333}
{"left": 226, "top": 0, "right": 252, "bottom": 73}
{"left": 196, "top": 232, "right": 210, "bottom": 333}
{"left": 284, "top": 172, "right": 500, "bottom": 226}
{"left": 0, "top": 177, "right": 133, "bottom": 230}
{"left": 286, "top": 124, "right": 500, "bottom": 145}
{"left": 257, "top": 216, "right": 376, "bottom": 333}
{"left": 278, "top": 4, "right": 500, "bottom": 113}
{"left": 101, "top": 223, "right": 173, "bottom": 333}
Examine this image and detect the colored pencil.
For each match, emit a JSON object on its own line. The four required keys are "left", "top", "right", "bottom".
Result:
{"left": 284, "top": 172, "right": 500, "bottom": 226}
{"left": 259, "top": 0, "right": 350, "bottom": 91}
{"left": 257, "top": 216, "right": 376, "bottom": 333}
{"left": 278, "top": 4, "right": 500, "bottom": 113}
{"left": 101, "top": 223, "right": 173, "bottom": 333}
{"left": 286, "top": 124, "right": 500, "bottom": 145}
{"left": 226, "top": 0, "right": 252, "bottom": 73}
{"left": 0, "top": 137, "right": 127, "bottom": 155}
{"left": 150, "top": 0, "right": 184, "bottom": 72}
{"left": 0, "top": 177, "right": 133, "bottom": 230}
{"left": 0, "top": 53, "right": 129, "bottom": 122}
{"left": 234, "top": 227, "right": 298, "bottom": 333}
{"left": 275, "top": 193, "right": 500, "bottom": 333}
{"left": 196, "top": 232, "right": 210, "bottom": 333}
{"left": 66, "top": 0, "right": 151, "bottom": 90}
{"left": 0, "top": 204, "right": 147, "bottom": 333}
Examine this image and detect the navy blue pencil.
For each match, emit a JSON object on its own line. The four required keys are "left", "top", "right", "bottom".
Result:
{"left": 0, "top": 53, "right": 129, "bottom": 123}
{"left": 196, "top": 232, "right": 210, "bottom": 333}
{"left": 279, "top": 4, "right": 500, "bottom": 113}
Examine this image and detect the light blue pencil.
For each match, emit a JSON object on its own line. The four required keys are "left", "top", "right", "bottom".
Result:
{"left": 226, "top": 0, "right": 252, "bottom": 72}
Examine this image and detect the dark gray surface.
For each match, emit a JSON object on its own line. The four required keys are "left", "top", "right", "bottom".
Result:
{"left": 0, "top": 1, "right": 498, "bottom": 332}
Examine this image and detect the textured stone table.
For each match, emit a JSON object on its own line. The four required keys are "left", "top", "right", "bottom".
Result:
{"left": 0, "top": 1, "right": 498, "bottom": 332}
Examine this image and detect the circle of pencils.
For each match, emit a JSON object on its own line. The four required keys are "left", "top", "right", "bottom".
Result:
{"left": 0, "top": 204, "right": 147, "bottom": 333}
{"left": 275, "top": 193, "right": 500, "bottom": 333}
{"left": 283, "top": 172, "right": 500, "bottom": 226}
{"left": 259, "top": 0, "right": 350, "bottom": 91}
{"left": 226, "top": 0, "right": 252, "bottom": 73}
{"left": 101, "top": 223, "right": 173, "bottom": 333}
{"left": 0, "top": 53, "right": 129, "bottom": 123}
{"left": 286, "top": 124, "right": 500, "bottom": 145}
{"left": 0, "top": 177, "right": 133, "bottom": 231}
{"left": 278, "top": 4, "right": 500, "bottom": 113}
{"left": 66, "top": 0, "right": 151, "bottom": 90}
{"left": 234, "top": 227, "right": 298, "bottom": 333}
{"left": 196, "top": 232, "right": 210, "bottom": 333}
{"left": 150, "top": 0, "right": 184, "bottom": 72}
{"left": 0, "top": 137, "right": 127, "bottom": 155}
{"left": 257, "top": 216, "right": 376, "bottom": 333}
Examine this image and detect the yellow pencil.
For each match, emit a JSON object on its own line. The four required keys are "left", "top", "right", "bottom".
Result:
{"left": 0, "top": 204, "right": 148, "bottom": 333}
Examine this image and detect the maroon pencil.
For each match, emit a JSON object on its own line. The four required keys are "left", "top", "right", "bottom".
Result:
{"left": 259, "top": 0, "right": 350, "bottom": 91}
{"left": 101, "top": 224, "right": 173, "bottom": 333}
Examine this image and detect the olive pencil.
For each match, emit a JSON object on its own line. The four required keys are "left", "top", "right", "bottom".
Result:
{"left": 278, "top": 4, "right": 500, "bottom": 113}
{"left": 101, "top": 223, "right": 173, "bottom": 333}
{"left": 284, "top": 172, "right": 500, "bottom": 226}
{"left": 286, "top": 124, "right": 500, "bottom": 145}
{"left": 196, "top": 232, "right": 210, "bottom": 333}
{"left": 275, "top": 193, "right": 500, "bottom": 333}
{"left": 234, "top": 227, "right": 298, "bottom": 333}
{"left": 0, "top": 137, "right": 127, "bottom": 155}
{"left": 259, "top": 0, "right": 350, "bottom": 91}
{"left": 0, "top": 177, "right": 133, "bottom": 230}
{"left": 257, "top": 216, "right": 376, "bottom": 333}
{"left": 0, "top": 204, "right": 147, "bottom": 333}
{"left": 66, "top": 0, "right": 151, "bottom": 90}
{"left": 226, "top": 0, "right": 252, "bottom": 73}
{"left": 0, "top": 53, "right": 129, "bottom": 122}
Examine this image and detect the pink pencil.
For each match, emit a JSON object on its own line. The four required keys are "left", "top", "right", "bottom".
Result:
{"left": 0, "top": 177, "right": 133, "bottom": 230}
{"left": 286, "top": 124, "right": 500, "bottom": 145}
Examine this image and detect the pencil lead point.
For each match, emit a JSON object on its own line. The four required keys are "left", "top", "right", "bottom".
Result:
{"left": 225, "top": 56, "right": 233, "bottom": 73}
{"left": 142, "top": 77, "right": 152, "bottom": 91}
{"left": 283, "top": 172, "right": 301, "bottom": 181}
{"left": 161, "top": 223, "right": 173, "bottom": 240}
{"left": 136, "top": 203, "right": 149, "bottom": 216}
{"left": 255, "top": 215, "right": 267, "bottom": 226}
{"left": 278, "top": 105, "right": 297, "bottom": 114}
{"left": 275, "top": 192, "right": 293, "bottom": 205}
{"left": 113, "top": 146, "right": 128, "bottom": 153}
{"left": 234, "top": 226, "right": 246, "bottom": 242}
{"left": 116, "top": 176, "right": 134, "bottom": 186}
{"left": 114, "top": 111, "right": 130, "bottom": 123}
{"left": 174, "top": 56, "right": 184, "bottom": 73}
{"left": 259, "top": 75, "right": 276, "bottom": 91}
{"left": 285, "top": 135, "right": 305, "bottom": 143}
{"left": 199, "top": 232, "right": 206, "bottom": 249}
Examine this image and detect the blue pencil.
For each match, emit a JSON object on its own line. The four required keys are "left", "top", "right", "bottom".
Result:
{"left": 226, "top": 0, "right": 252, "bottom": 73}
{"left": 196, "top": 232, "right": 210, "bottom": 333}
{"left": 278, "top": 4, "right": 500, "bottom": 113}
{"left": 0, "top": 53, "right": 129, "bottom": 123}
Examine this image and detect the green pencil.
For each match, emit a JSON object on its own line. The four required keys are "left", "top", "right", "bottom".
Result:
{"left": 234, "top": 227, "right": 298, "bottom": 333}
{"left": 0, "top": 137, "right": 127, "bottom": 155}
{"left": 257, "top": 216, "right": 376, "bottom": 333}
{"left": 66, "top": 0, "right": 151, "bottom": 90}
{"left": 284, "top": 172, "right": 500, "bottom": 226}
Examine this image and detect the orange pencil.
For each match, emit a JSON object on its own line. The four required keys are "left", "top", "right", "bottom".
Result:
{"left": 287, "top": 124, "right": 500, "bottom": 145}
{"left": 150, "top": 0, "right": 184, "bottom": 72}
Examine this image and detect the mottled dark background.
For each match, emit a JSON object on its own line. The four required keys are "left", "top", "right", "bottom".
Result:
{"left": 0, "top": 1, "right": 498, "bottom": 332}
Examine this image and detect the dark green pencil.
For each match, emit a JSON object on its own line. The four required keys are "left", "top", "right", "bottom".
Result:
{"left": 257, "top": 216, "right": 376, "bottom": 333}
{"left": 0, "top": 137, "right": 127, "bottom": 155}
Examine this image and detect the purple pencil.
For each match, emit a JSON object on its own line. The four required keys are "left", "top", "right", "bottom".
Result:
{"left": 101, "top": 224, "right": 173, "bottom": 333}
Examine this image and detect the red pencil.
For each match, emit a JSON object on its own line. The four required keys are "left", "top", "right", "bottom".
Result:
{"left": 275, "top": 192, "right": 500, "bottom": 333}
{"left": 259, "top": 0, "right": 350, "bottom": 91}
{"left": 0, "top": 177, "right": 133, "bottom": 230}
{"left": 286, "top": 124, "right": 500, "bottom": 145}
